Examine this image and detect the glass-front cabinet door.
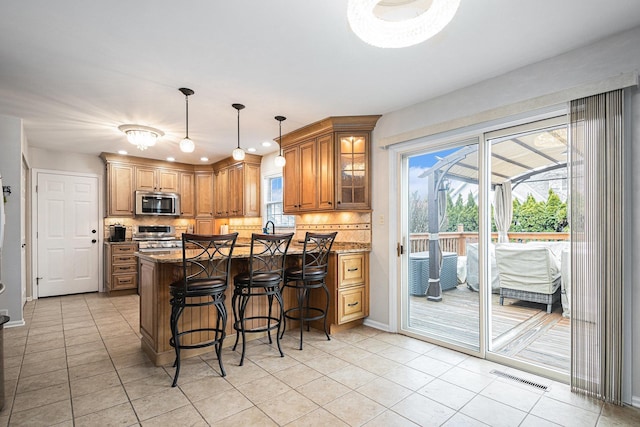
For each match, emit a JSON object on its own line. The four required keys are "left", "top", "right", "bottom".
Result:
{"left": 337, "top": 132, "right": 370, "bottom": 210}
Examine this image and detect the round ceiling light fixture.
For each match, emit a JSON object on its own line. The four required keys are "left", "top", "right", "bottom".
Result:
{"left": 347, "top": 0, "right": 461, "bottom": 48}
{"left": 118, "top": 124, "right": 164, "bottom": 151}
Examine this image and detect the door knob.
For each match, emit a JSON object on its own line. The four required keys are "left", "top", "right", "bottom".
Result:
{"left": 91, "top": 239, "right": 97, "bottom": 243}
{"left": 91, "top": 229, "right": 97, "bottom": 233}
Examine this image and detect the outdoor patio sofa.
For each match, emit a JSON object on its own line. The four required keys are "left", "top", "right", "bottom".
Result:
{"left": 466, "top": 242, "right": 501, "bottom": 293}
{"left": 495, "top": 243, "right": 562, "bottom": 313}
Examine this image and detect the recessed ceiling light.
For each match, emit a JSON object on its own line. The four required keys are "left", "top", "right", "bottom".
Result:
{"left": 261, "top": 141, "right": 272, "bottom": 147}
{"left": 200, "top": 157, "right": 209, "bottom": 162}
{"left": 247, "top": 148, "right": 257, "bottom": 153}
{"left": 117, "top": 150, "right": 128, "bottom": 155}
{"left": 166, "top": 157, "right": 175, "bottom": 162}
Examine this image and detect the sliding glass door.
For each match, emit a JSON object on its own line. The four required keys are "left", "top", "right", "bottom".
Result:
{"left": 399, "top": 116, "right": 571, "bottom": 378}
{"left": 401, "top": 139, "right": 481, "bottom": 352}
{"left": 486, "top": 118, "right": 570, "bottom": 376}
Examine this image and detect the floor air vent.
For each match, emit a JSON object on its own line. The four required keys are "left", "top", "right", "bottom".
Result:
{"left": 490, "top": 369, "right": 548, "bottom": 390}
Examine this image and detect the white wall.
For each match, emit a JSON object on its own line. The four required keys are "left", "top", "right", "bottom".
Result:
{"left": 29, "top": 147, "right": 104, "bottom": 176}
{"left": 370, "top": 26, "right": 640, "bottom": 401}
{"left": 0, "top": 114, "right": 25, "bottom": 324}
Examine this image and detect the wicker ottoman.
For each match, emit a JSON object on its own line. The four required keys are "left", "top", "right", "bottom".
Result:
{"left": 409, "top": 252, "right": 459, "bottom": 296}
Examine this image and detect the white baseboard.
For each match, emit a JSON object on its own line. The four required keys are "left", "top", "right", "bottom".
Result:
{"left": 363, "top": 318, "right": 392, "bottom": 332}
{"left": 4, "top": 319, "right": 25, "bottom": 328}
{"left": 631, "top": 395, "right": 640, "bottom": 408}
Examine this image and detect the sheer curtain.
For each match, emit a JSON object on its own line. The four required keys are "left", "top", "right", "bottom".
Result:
{"left": 570, "top": 89, "right": 624, "bottom": 404}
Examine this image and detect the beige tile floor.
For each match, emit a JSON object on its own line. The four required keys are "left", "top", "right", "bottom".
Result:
{"left": 2, "top": 293, "right": 640, "bottom": 427}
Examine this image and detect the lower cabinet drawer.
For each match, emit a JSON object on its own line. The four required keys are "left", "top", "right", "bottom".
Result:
{"left": 112, "top": 255, "right": 136, "bottom": 264}
{"left": 112, "top": 274, "right": 138, "bottom": 290}
{"left": 338, "top": 285, "right": 366, "bottom": 324}
{"left": 113, "top": 264, "right": 137, "bottom": 274}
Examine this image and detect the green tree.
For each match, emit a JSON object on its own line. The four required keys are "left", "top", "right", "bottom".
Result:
{"left": 409, "top": 191, "right": 429, "bottom": 233}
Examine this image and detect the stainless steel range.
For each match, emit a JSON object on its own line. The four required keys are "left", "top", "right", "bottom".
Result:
{"left": 133, "top": 225, "right": 182, "bottom": 253}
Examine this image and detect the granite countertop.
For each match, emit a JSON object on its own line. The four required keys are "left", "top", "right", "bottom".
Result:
{"left": 135, "top": 241, "right": 370, "bottom": 263}
{"left": 104, "top": 240, "right": 136, "bottom": 245}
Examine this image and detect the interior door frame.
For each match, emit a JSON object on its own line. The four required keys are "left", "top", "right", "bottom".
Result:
{"left": 31, "top": 168, "right": 103, "bottom": 299}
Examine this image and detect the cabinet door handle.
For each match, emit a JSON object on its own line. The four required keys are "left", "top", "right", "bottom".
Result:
{"left": 328, "top": 201, "right": 332, "bottom": 205}
{"left": 347, "top": 301, "right": 359, "bottom": 307}
{"left": 347, "top": 268, "right": 358, "bottom": 272}
{"left": 337, "top": 201, "right": 341, "bottom": 205}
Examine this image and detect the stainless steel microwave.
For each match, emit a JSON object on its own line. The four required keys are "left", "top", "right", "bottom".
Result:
{"left": 135, "top": 191, "right": 180, "bottom": 216}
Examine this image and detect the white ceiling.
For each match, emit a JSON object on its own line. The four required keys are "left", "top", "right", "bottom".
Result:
{"left": 1, "top": 1, "right": 640, "bottom": 164}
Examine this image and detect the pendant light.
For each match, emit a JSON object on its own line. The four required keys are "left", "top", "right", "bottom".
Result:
{"left": 179, "top": 88, "right": 195, "bottom": 153}
{"left": 232, "top": 103, "right": 246, "bottom": 161}
{"left": 274, "top": 115, "right": 286, "bottom": 167}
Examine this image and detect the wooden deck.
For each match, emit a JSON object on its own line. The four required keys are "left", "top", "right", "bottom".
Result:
{"left": 408, "top": 284, "right": 570, "bottom": 372}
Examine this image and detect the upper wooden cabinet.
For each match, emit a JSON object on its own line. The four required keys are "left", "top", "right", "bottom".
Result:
{"left": 283, "top": 139, "right": 318, "bottom": 212}
{"left": 135, "top": 166, "right": 179, "bottom": 192}
{"left": 105, "top": 162, "right": 135, "bottom": 217}
{"left": 101, "top": 153, "right": 211, "bottom": 218}
{"left": 212, "top": 155, "right": 261, "bottom": 218}
{"left": 179, "top": 172, "right": 195, "bottom": 217}
{"left": 279, "top": 116, "right": 380, "bottom": 214}
{"left": 195, "top": 171, "right": 214, "bottom": 218}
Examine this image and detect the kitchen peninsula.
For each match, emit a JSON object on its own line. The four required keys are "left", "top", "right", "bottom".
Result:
{"left": 137, "top": 242, "right": 370, "bottom": 366}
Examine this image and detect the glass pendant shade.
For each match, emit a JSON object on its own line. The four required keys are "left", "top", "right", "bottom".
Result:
{"left": 179, "top": 137, "right": 195, "bottom": 153}
{"left": 274, "top": 154, "right": 286, "bottom": 167}
{"left": 232, "top": 147, "right": 245, "bottom": 160}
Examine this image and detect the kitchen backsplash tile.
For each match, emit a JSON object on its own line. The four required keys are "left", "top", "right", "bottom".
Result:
{"left": 104, "top": 211, "right": 371, "bottom": 243}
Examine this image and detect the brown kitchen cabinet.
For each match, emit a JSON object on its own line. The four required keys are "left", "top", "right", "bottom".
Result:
{"left": 283, "top": 139, "right": 318, "bottom": 213}
{"left": 195, "top": 171, "right": 214, "bottom": 217}
{"left": 212, "top": 155, "right": 261, "bottom": 218}
{"left": 195, "top": 218, "right": 214, "bottom": 234}
{"left": 279, "top": 116, "right": 380, "bottom": 214}
{"left": 213, "top": 167, "right": 228, "bottom": 217}
{"left": 105, "top": 162, "right": 134, "bottom": 217}
{"left": 101, "top": 153, "right": 195, "bottom": 218}
{"left": 135, "top": 166, "right": 179, "bottom": 192}
{"left": 104, "top": 242, "right": 138, "bottom": 295}
{"left": 179, "top": 171, "right": 195, "bottom": 217}
{"left": 139, "top": 257, "right": 156, "bottom": 346}
{"left": 309, "top": 251, "right": 369, "bottom": 334}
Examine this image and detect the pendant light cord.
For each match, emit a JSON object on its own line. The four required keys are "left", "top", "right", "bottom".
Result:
{"left": 185, "top": 94, "right": 189, "bottom": 139}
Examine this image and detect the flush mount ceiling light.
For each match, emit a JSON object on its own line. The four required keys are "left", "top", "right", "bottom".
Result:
{"left": 274, "top": 116, "right": 287, "bottom": 168}
{"left": 179, "top": 87, "right": 195, "bottom": 153}
{"left": 232, "top": 103, "right": 246, "bottom": 161}
{"left": 347, "top": 0, "right": 460, "bottom": 48}
{"left": 118, "top": 124, "right": 164, "bottom": 151}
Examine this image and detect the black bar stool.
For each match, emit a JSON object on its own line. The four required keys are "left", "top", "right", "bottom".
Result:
{"left": 232, "top": 232, "right": 294, "bottom": 366}
{"left": 169, "top": 232, "right": 238, "bottom": 387}
{"left": 281, "top": 232, "right": 337, "bottom": 349}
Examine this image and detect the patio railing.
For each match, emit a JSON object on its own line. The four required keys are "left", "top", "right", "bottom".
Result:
{"left": 409, "top": 231, "right": 569, "bottom": 256}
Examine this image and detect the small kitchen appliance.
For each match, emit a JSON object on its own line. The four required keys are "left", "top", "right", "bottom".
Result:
{"left": 109, "top": 224, "right": 126, "bottom": 242}
{"left": 135, "top": 191, "right": 180, "bottom": 216}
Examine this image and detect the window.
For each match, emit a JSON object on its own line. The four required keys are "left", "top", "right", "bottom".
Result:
{"left": 265, "top": 176, "right": 295, "bottom": 227}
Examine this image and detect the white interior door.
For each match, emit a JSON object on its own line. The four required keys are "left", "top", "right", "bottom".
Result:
{"left": 37, "top": 172, "right": 99, "bottom": 297}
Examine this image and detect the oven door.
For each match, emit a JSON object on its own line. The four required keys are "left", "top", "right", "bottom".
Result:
{"left": 135, "top": 191, "right": 180, "bottom": 216}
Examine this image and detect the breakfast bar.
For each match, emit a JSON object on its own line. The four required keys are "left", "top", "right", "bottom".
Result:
{"left": 136, "top": 242, "right": 370, "bottom": 366}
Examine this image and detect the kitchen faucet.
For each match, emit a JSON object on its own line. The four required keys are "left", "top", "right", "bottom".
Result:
{"left": 264, "top": 220, "right": 275, "bottom": 234}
